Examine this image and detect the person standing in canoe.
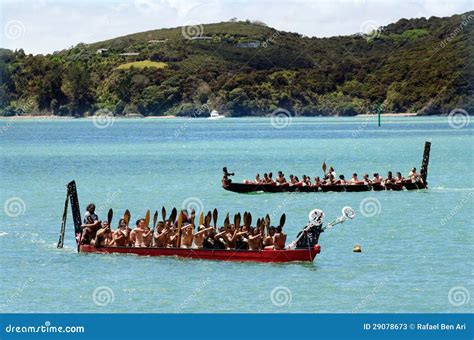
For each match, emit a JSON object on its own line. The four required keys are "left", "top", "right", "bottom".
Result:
{"left": 326, "top": 167, "right": 337, "bottom": 179}
{"left": 80, "top": 203, "right": 101, "bottom": 245}
{"left": 222, "top": 167, "right": 234, "bottom": 186}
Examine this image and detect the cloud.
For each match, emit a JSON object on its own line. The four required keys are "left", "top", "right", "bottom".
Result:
{"left": 1, "top": 0, "right": 472, "bottom": 54}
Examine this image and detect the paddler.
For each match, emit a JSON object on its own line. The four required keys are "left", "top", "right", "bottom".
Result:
{"left": 408, "top": 167, "right": 419, "bottom": 181}
{"left": 112, "top": 219, "right": 128, "bottom": 246}
{"left": 153, "top": 222, "right": 169, "bottom": 248}
{"left": 349, "top": 173, "right": 361, "bottom": 184}
{"left": 384, "top": 171, "right": 394, "bottom": 185}
{"left": 276, "top": 171, "right": 287, "bottom": 185}
{"left": 395, "top": 171, "right": 405, "bottom": 183}
{"left": 193, "top": 225, "right": 214, "bottom": 248}
{"left": 248, "top": 227, "right": 262, "bottom": 250}
{"left": 180, "top": 224, "right": 194, "bottom": 248}
{"left": 80, "top": 203, "right": 101, "bottom": 245}
{"left": 272, "top": 225, "right": 287, "bottom": 250}
{"left": 372, "top": 173, "right": 382, "bottom": 183}
{"left": 94, "top": 221, "right": 114, "bottom": 247}
{"left": 263, "top": 226, "right": 276, "bottom": 247}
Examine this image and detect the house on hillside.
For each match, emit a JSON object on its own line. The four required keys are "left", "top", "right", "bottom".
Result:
{"left": 148, "top": 39, "right": 168, "bottom": 44}
{"left": 236, "top": 40, "right": 261, "bottom": 48}
{"left": 190, "top": 36, "right": 213, "bottom": 42}
{"left": 119, "top": 52, "right": 140, "bottom": 56}
{"left": 96, "top": 48, "right": 109, "bottom": 55}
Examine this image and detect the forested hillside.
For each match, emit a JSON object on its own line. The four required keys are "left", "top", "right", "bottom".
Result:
{"left": 0, "top": 12, "right": 472, "bottom": 117}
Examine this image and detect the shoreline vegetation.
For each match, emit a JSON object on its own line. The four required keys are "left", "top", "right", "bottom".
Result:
{"left": 0, "top": 112, "right": 440, "bottom": 120}
{"left": 1, "top": 13, "right": 472, "bottom": 118}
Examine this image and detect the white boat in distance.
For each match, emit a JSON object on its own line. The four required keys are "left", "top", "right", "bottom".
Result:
{"left": 208, "top": 110, "right": 225, "bottom": 120}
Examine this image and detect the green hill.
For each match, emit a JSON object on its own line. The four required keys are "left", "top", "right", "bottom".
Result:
{"left": 0, "top": 14, "right": 472, "bottom": 117}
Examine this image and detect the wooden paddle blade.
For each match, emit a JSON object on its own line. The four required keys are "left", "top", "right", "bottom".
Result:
{"left": 161, "top": 206, "right": 166, "bottom": 222}
{"left": 124, "top": 209, "right": 130, "bottom": 226}
{"left": 213, "top": 208, "right": 218, "bottom": 228}
{"left": 265, "top": 214, "right": 270, "bottom": 227}
{"left": 280, "top": 213, "right": 286, "bottom": 228}
{"left": 170, "top": 207, "right": 177, "bottom": 223}
{"left": 224, "top": 213, "right": 230, "bottom": 231}
{"left": 145, "top": 209, "right": 151, "bottom": 228}
{"left": 107, "top": 208, "right": 113, "bottom": 225}
{"left": 205, "top": 211, "right": 211, "bottom": 228}
{"left": 248, "top": 213, "right": 252, "bottom": 227}
{"left": 199, "top": 212, "right": 204, "bottom": 226}
{"left": 153, "top": 211, "right": 158, "bottom": 229}
{"left": 235, "top": 213, "right": 241, "bottom": 230}
{"left": 322, "top": 161, "right": 327, "bottom": 173}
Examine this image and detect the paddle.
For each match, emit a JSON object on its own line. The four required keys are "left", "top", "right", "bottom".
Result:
{"left": 107, "top": 208, "right": 113, "bottom": 226}
{"left": 152, "top": 211, "right": 158, "bottom": 230}
{"left": 190, "top": 209, "right": 196, "bottom": 229}
{"left": 161, "top": 206, "right": 166, "bottom": 223}
{"left": 199, "top": 212, "right": 204, "bottom": 227}
{"left": 224, "top": 213, "right": 230, "bottom": 232}
{"left": 176, "top": 211, "right": 183, "bottom": 248}
{"left": 145, "top": 209, "right": 150, "bottom": 229}
{"left": 279, "top": 213, "right": 286, "bottom": 228}
{"left": 57, "top": 188, "right": 70, "bottom": 248}
{"left": 322, "top": 162, "right": 327, "bottom": 176}
{"left": 213, "top": 208, "right": 218, "bottom": 229}
{"left": 169, "top": 207, "right": 177, "bottom": 226}
{"left": 205, "top": 211, "right": 211, "bottom": 228}
{"left": 124, "top": 209, "right": 130, "bottom": 227}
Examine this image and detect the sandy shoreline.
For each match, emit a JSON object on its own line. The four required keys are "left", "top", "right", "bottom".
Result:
{"left": 0, "top": 113, "right": 433, "bottom": 120}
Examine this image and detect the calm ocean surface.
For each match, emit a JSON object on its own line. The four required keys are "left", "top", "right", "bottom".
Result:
{"left": 0, "top": 116, "right": 472, "bottom": 313}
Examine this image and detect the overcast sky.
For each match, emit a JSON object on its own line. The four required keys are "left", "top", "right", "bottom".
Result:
{"left": 1, "top": 0, "right": 472, "bottom": 54}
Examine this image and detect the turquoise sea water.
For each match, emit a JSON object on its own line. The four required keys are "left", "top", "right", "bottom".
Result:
{"left": 0, "top": 116, "right": 472, "bottom": 313}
